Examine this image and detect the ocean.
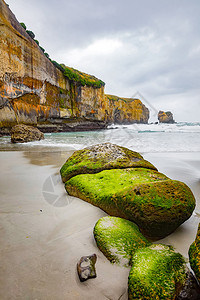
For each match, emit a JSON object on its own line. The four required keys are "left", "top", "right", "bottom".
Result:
{"left": 0, "top": 122, "right": 200, "bottom": 152}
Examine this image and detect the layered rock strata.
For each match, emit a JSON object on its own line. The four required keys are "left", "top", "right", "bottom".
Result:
{"left": 0, "top": 0, "right": 149, "bottom": 134}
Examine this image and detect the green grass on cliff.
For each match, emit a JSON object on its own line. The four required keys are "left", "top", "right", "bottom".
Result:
{"left": 106, "top": 94, "right": 140, "bottom": 103}
{"left": 60, "top": 64, "right": 105, "bottom": 88}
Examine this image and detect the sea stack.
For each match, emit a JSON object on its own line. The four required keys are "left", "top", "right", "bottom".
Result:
{"left": 158, "top": 111, "right": 175, "bottom": 123}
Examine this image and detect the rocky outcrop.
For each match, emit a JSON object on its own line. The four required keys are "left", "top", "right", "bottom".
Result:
{"left": 93, "top": 216, "right": 151, "bottom": 267}
{"left": 66, "top": 167, "right": 195, "bottom": 240}
{"left": 0, "top": 0, "right": 149, "bottom": 134}
{"left": 60, "top": 143, "right": 157, "bottom": 183}
{"left": 158, "top": 110, "right": 175, "bottom": 123}
{"left": 105, "top": 95, "right": 149, "bottom": 124}
{"left": 61, "top": 143, "right": 195, "bottom": 240}
{"left": 128, "top": 244, "right": 187, "bottom": 299}
{"left": 11, "top": 124, "right": 44, "bottom": 143}
{"left": 94, "top": 216, "right": 200, "bottom": 299}
{"left": 189, "top": 223, "right": 200, "bottom": 284}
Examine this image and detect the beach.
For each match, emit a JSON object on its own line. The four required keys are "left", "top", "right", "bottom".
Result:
{"left": 0, "top": 149, "right": 200, "bottom": 299}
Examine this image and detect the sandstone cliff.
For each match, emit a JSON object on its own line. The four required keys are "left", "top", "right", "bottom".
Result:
{"left": 0, "top": 0, "right": 149, "bottom": 134}
{"left": 105, "top": 95, "right": 149, "bottom": 124}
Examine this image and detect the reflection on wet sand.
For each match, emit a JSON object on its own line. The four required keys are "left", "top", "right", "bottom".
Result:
{"left": 23, "top": 150, "right": 74, "bottom": 167}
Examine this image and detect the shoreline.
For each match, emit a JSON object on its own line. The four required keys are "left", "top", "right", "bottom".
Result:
{"left": 0, "top": 150, "right": 199, "bottom": 299}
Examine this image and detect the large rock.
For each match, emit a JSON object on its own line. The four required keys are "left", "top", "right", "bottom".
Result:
{"left": 93, "top": 216, "right": 151, "bottom": 267}
{"left": 66, "top": 167, "right": 195, "bottom": 239}
{"left": 11, "top": 124, "right": 44, "bottom": 143}
{"left": 189, "top": 223, "right": 200, "bottom": 284}
{"left": 128, "top": 244, "right": 187, "bottom": 299}
{"left": 158, "top": 110, "right": 175, "bottom": 123}
{"left": 60, "top": 143, "right": 157, "bottom": 182}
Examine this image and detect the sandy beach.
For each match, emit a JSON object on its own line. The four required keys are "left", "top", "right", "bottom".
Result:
{"left": 0, "top": 150, "right": 200, "bottom": 299}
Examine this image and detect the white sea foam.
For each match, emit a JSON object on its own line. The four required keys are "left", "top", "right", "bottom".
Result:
{"left": 108, "top": 122, "right": 200, "bottom": 133}
{"left": 0, "top": 123, "right": 200, "bottom": 152}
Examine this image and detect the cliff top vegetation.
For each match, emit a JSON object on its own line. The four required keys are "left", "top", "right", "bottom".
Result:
{"left": 60, "top": 64, "right": 105, "bottom": 88}
{"left": 106, "top": 94, "right": 140, "bottom": 103}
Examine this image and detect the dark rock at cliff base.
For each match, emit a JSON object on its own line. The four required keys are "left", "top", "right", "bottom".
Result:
{"left": 189, "top": 223, "right": 200, "bottom": 284}
{"left": 60, "top": 143, "right": 157, "bottom": 183}
{"left": 66, "top": 167, "right": 195, "bottom": 240}
{"left": 128, "top": 244, "right": 187, "bottom": 300}
{"left": 11, "top": 124, "right": 44, "bottom": 143}
{"left": 77, "top": 254, "right": 97, "bottom": 282}
{"left": 37, "top": 119, "right": 107, "bottom": 133}
{"left": 158, "top": 110, "right": 175, "bottom": 123}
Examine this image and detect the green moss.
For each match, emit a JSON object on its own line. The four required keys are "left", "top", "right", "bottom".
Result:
{"left": 128, "top": 244, "right": 186, "bottom": 299}
{"left": 26, "top": 30, "right": 35, "bottom": 39}
{"left": 44, "top": 52, "right": 50, "bottom": 59}
{"left": 65, "top": 167, "right": 195, "bottom": 239}
{"left": 59, "top": 97, "right": 66, "bottom": 108}
{"left": 52, "top": 61, "right": 65, "bottom": 72}
{"left": 106, "top": 94, "right": 140, "bottom": 103}
{"left": 189, "top": 223, "right": 200, "bottom": 283}
{"left": 20, "top": 22, "right": 26, "bottom": 30}
{"left": 60, "top": 64, "right": 105, "bottom": 88}
{"left": 34, "top": 39, "right": 39, "bottom": 46}
{"left": 60, "top": 143, "right": 157, "bottom": 183}
{"left": 93, "top": 216, "right": 151, "bottom": 266}
{"left": 39, "top": 46, "right": 45, "bottom": 53}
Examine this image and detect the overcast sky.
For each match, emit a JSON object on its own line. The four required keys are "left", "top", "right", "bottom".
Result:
{"left": 6, "top": 0, "right": 200, "bottom": 122}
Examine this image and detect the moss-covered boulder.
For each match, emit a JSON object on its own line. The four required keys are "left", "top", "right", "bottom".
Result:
{"left": 66, "top": 168, "right": 195, "bottom": 239}
{"left": 189, "top": 223, "right": 200, "bottom": 283}
{"left": 128, "top": 244, "right": 187, "bottom": 299}
{"left": 60, "top": 143, "right": 157, "bottom": 182}
{"left": 93, "top": 216, "right": 151, "bottom": 267}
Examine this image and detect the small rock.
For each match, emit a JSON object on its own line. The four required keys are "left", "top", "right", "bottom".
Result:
{"left": 11, "top": 124, "right": 44, "bottom": 143}
{"left": 77, "top": 254, "right": 97, "bottom": 282}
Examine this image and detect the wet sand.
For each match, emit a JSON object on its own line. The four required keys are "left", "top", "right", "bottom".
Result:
{"left": 0, "top": 150, "right": 200, "bottom": 299}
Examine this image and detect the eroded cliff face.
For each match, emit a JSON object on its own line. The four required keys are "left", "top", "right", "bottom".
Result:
{"left": 0, "top": 0, "right": 149, "bottom": 134}
{"left": 0, "top": 0, "right": 73, "bottom": 132}
{"left": 105, "top": 95, "right": 149, "bottom": 124}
